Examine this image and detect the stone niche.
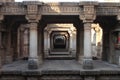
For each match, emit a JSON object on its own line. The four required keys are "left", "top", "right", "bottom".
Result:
{"left": 44, "top": 23, "right": 77, "bottom": 59}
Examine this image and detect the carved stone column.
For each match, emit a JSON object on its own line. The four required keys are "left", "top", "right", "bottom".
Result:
{"left": 0, "top": 25, "right": 2, "bottom": 48}
{"left": 24, "top": 1, "right": 42, "bottom": 69}
{"left": 79, "top": 1, "right": 98, "bottom": 69}
{"left": 0, "top": 22, "right": 2, "bottom": 68}
{"left": 83, "top": 22, "right": 93, "bottom": 69}
{"left": 0, "top": 19, "right": 4, "bottom": 68}
{"left": 28, "top": 22, "right": 39, "bottom": 69}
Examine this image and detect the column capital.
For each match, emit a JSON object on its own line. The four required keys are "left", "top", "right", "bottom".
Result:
{"left": 26, "top": 14, "right": 42, "bottom": 23}
{"left": 25, "top": 2, "right": 42, "bottom": 23}
{"left": 117, "top": 9, "right": 120, "bottom": 20}
{"left": 0, "top": 15, "right": 4, "bottom": 21}
{"left": 0, "top": 21, "right": 4, "bottom": 32}
{"left": 79, "top": 3, "right": 96, "bottom": 23}
{"left": 28, "top": 22, "right": 38, "bottom": 31}
{"left": 84, "top": 22, "right": 92, "bottom": 30}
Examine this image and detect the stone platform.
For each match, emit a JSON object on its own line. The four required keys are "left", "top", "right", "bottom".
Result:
{"left": 0, "top": 60, "right": 120, "bottom": 80}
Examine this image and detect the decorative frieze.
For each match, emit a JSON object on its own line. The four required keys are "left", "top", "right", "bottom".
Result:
{"left": 0, "top": 0, "right": 14, "bottom": 2}
{"left": 96, "top": 7, "right": 118, "bottom": 15}
{"left": 41, "top": 6, "right": 80, "bottom": 15}
{"left": 1, "top": 3, "right": 25, "bottom": 15}
{"left": 0, "top": 2, "right": 119, "bottom": 16}
{"left": 1, "top": 76, "right": 25, "bottom": 80}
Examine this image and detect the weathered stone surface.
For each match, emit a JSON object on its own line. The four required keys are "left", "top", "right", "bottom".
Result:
{"left": 0, "top": 1, "right": 120, "bottom": 80}
{"left": 98, "top": 76, "right": 120, "bottom": 80}
{"left": 1, "top": 76, "right": 25, "bottom": 80}
{"left": 27, "top": 77, "right": 38, "bottom": 80}
{"left": 41, "top": 75, "right": 83, "bottom": 80}
{"left": 28, "top": 59, "right": 39, "bottom": 69}
{"left": 83, "top": 58, "right": 93, "bottom": 69}
{"left": 84, "top": 77, "right": 95, "bottom": 80}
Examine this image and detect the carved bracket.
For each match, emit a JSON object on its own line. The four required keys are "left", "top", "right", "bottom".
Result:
{"left": 25, "top": 2, "right": 42, "bottom": 23}
{"left": 27, "top": 5, "right": 38, "bottom": 15}
{"left": 79, "top": 2, "right": 98, "bottom": 23}
{"left": 26, "top": 14, "right": 41, "bottom": 23}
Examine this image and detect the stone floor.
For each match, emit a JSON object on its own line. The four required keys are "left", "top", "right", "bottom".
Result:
{"left": 1, "top": 60, "right": 120, "bottom": 71}
{"left": 1, "top": 60, "right": 120, "bottom": 79}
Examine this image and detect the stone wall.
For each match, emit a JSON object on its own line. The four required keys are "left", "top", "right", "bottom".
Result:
{"left": 0, "top": 75, "right": 120, "bottom": 80}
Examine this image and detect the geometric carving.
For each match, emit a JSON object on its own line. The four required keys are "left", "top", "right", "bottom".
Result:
{"left": 83, "top": 5, "right": 96, "bottom": 22}
{"left": 25, "top": 4, "right": 42, "bottom": 22}
{"left": 1, "top": 3, "right": 25, "bottom": 15}
{"left": 79, "top": 2, "right": 98, "bottom": 23}
{"left": 42, "top": 6, "right": 80, "bottom": 14}
{"left": 97, "top": 7, "right": 118, "bottom": 15}
{"left": 0, "top": 0, "right": 14, "bottom": 2}
{"left": 27, "top": 5, "right": 38, "bottom": 15}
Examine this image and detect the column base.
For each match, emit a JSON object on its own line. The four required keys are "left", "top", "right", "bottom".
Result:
{"left": 5, "top": 56, "right": 13, "bottom": 64}
{"left": 39, "top": 55, "right": 43, "bottom": 65}
{"left": 28, "top": 57, "right": 39, "bottom": 69}
{"left": 83, "top": 57, "right": 93, "bottom": 69}
{"left": 0, "top": 56, "right": 1, "bottom": 68}
{"left": 78, "top": 56, "right": 83, "bottom": 64}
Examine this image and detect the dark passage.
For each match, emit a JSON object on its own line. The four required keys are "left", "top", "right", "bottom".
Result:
{"left": 53, "top": 35, "right": 66, "bottom": 49}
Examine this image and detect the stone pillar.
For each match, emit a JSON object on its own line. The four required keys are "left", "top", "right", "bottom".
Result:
{"left": 78, "top": 26, "right": 84, "bottom": 63}
{"left": 0, "top": 25, "right": 2, "bottom": 68}
{"left": 83, "top": 22, "right": 93, "bottom": 69}
{"left": 38, "top": 26, "right": 43, "bottom": 64}
{"left": 0, "top": 15, "right": 4, "bottom": 67}
{"left": 6, "top": 29, "right": 13, "bottom": 64}
{"left": 20, "top": 27, "right": 24, "bottom": 58}
{"left": 28, "top": 22, "right": 39, "bottom": 69}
